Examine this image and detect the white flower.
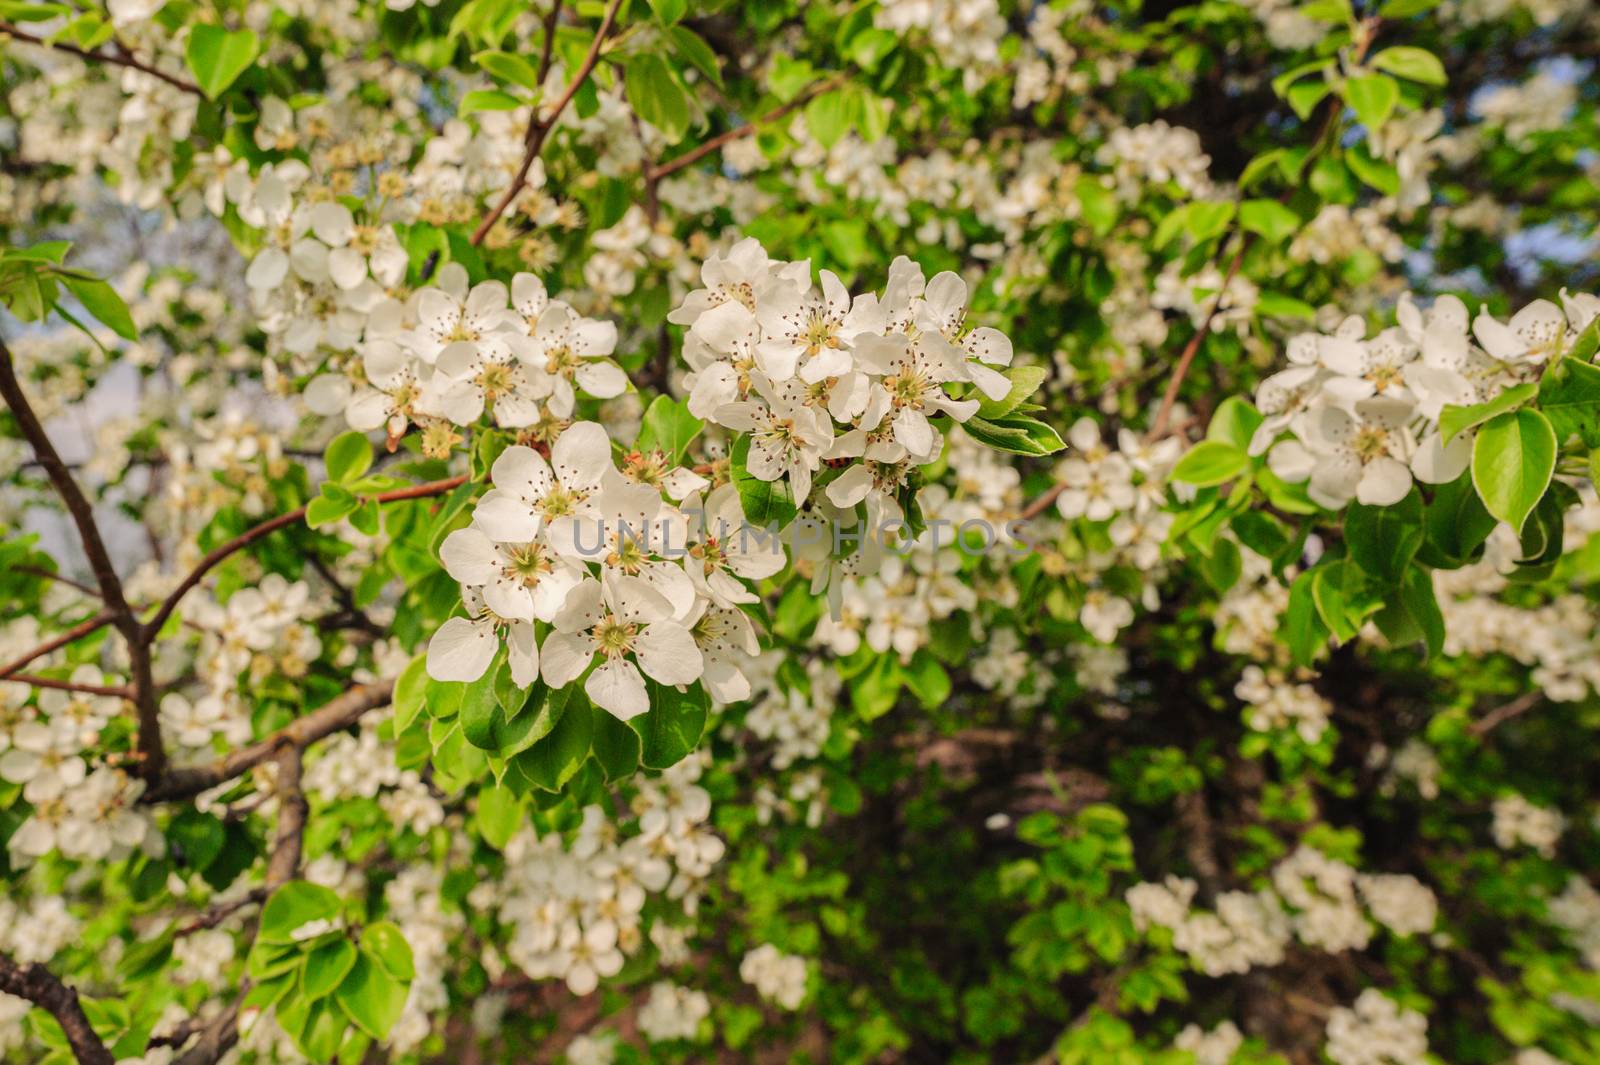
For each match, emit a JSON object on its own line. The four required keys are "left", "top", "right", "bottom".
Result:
{"left": 683, "top": 484, "right": 787, "bottom": 607}
{"left": 541, "top": 575, "right": 704, "bottom": 721}
{"left": 853, "top": 332, "right": 978, "bottom": 463}
{"left": 1055, "top": 418, "right": 1136, "bottom": 521}
{"left": 1474, "top": 298, "right": 1567, "bottom": 366}
{"left": 755, "top": 269, "right": 875, "bottom": 383}
{"left": 715, "top": 374, "right": 833, "bottom": 505}
{"left": 426, "top": 586, "right": 539, "bottom": 686}
{"left": 471, "top": 424, "right": 612, "bottom": 546}
{"left": 403, "top": 280, "right": 521, "bottom": 367}
{"left": 1291, "top": 396, "right": 1418, "bottom": 508}
{"left": 517, "top": 303, "right": 626, "bottom": 417}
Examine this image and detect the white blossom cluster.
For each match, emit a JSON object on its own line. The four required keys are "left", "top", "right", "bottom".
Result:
{"left": 1491, "top": 793, "right": 1567, "bottom": 857}
{"left": 1173, "top": 1020, "right": 1245, "bottom": 1065}
{"left": 0, "top": 896, "right": 81, "bottom": 1053}
{"left": 673, "top": 238, "right": 1015, "bottom": 525}
{"left": 1, "top": 676, "right": 160, "bottom": 864}
{"left": 425, "top": 420, "right": 777, "bottom": 719}
{"left": 1128, "top": 845, "right": 1437, "bottom": 975}
{"left": 1323, "top": 989, "right": 1430, "bottom": 1065}
{"left": 1257, "top": 292, "right": 1599, "bottom": 509}
{"left": 483, "top": 759, "right": 723, "bottom": 996}
{"left": 1234, "top": 664, "right": 1332, "bottom": 743}
{"left": 636, "top": 980, "right": 712, "bottom": 1043}
{"left": 744, "top": 657, "right": 839, "bottom": 770}
{"left": 739, "top": 943, "right": 809, "bottom": 1010}
{"left": 304, "top": 710, "right": 446, "bottom": 837}
{"left": 873, "top": 0, "right": 1007, "bottom": 91}
{"left": 1546, "top": 876, "right": 1600, "bottom": 970}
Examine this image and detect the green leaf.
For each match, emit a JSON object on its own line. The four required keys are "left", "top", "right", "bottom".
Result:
{"left": 731, "top": 435, "right": 798, "bottom": 525}
{"left": 591, "top": 710, "right": 641, "bottom": 781}
{"left": 768, "top": 56, "right": 816, "bottom": 102}
{"left": 1438, "top": 381, "right": 1538, "bottom": 443}
{"left": 1344, "top": 146, "right": 1400, "bottom": 196}
{"left": 58, "top": 274, "right": 136, "bottom": 340}
{"left": 1184, "top": 201, "right": 1235, "bottom": 242}
{"left": 392, "top": 655, "right": 429, "bottom": 734}
{"left": 1284, "top": 569, "right": 1328, "bottom": 667}
{"left": 648, "top": 0, "right": 687, "bottom": 24}
{"left": 1170, "top": 441, "right": 1250, "bottom": 487}
{"left": 1369, "top": 46, "right": 1447, "bottom": 86}
{"left": 851, "top": 655, "right": 901, "bottom": 720}
{"left": 1472, "top": 409, "right": 1556, "bottom": 533}
{"left": 459, "top": 89, "right": 525, "bottom": 114}
{"left": 1373, "top": 564, "right": 1444, "bottom": 656}
{"left": 184, "top": 26, "right": 260, "bottom": 99}
{"left": 805, "top": 87, "right": 852, "bottom": 150}
{"left": 306, "top": 488, "right": 358, "bottom": 530}
{"left": 475, "top": 783, "right": 522, "bottom": 849}
{"left": 334, "top": 953, "right": 408, "bottom": 1041}
{"left": 1238, "top": 200, "right": 1301, "bottom": 244}
{"left": 1418, "top": 472, "right": 1497, "bottom": 569}
{"left": 1343, "top": 488, "right": 1423, "bottom": 582}
{"left": 667, "top": 27, "right": 724, "bottom": 89}
{"left": 473, "top": 49, "right": 542, "bottom": 91}
{"left": 959, "top": 414, "right": 1066, "bottom": 456}
{"left": 302, "top": 939, "right": 357, "bottom": 1001}
{"left": 1379, "top": 0, "right": 1441, "bottom": 15}
{"left": 460, "top": 661, "right": 507, "bottom": 750}
{"left": 1205, "top": 397, "right": 1264, "bottom": 451}
{"left": 631, "top": 681, "right": 709, "bottom": 769}
{"left": 1343, "top": 74, "right": 1400, "bottom": 130}
{"left": 361, "top": 921, "right": 415, "bottom": 982}
{"left": 636, "top": 395, "right": 703, "bottom": 465}
{"left": 508, "top": 695, "right": 593, "bottom": 791}
{"left": 626, "top": 52, "right": 691, "bottom": 142}
{"left": 975, "top": 365, "right": 1050, "bottom": 420}
{"left": 1537, "top": 355, "right": 1600, "bottom": 446}
{"left": 901, "top": 653, "right": 951, "bottom": 709}
{"left": 324, "top": 431, "right": 372, "bottom": 484}
{"left": 258, "top": 881, "right": 342, "bottom": 945}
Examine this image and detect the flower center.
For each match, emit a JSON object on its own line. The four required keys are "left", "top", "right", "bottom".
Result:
{"left": 594, "top": 615, "right": 638, "bottom": 658}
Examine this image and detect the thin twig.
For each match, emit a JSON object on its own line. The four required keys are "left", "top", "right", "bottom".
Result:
{"left": 0, "top": 611, "right": 115, "bottom": 680}
{"left": 470, "top": 0, "right": 625, "bottom": 245}
{"left": 0, "top": 336, "right": 164, "bottom": 775}
{"left": 140, "top": 475, "right": 467, "bottom": 644}
{"left": 1148, "top": 235, "right": 1248, "bottom": 440}
{"left": 0, "top": 21, "right": 201, "bottom": 96}
{"left": 5, "top": 673, "right": 131, "bottom": 699}
{"left": 0, "top": 952, "right": 113, "bottom": 1065}
{"left": 143, "top": 680, "right": 394, "bottom": 802}
{"left": 1469, "top": 691, "right": 1543, "bottom": 736}
{"left": 645, "top": 73, "right": 849, "bottom": 182}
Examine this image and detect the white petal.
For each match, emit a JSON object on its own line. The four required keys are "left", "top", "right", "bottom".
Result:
{"left": 439, "top": 527, "right": 501, "bottom": 585}
{"left": 540, "top": 630, "right": 596, "bottom": 689}
{"left": 586, "top": 658, "right": 650, "bottom": 720}
{"left": 635, "top": 622, "right": 704, "bottom": 685}
{"left": 552, "top": 421, "right": 614, "bottom": 490}
{"left": 426, "top": 617, "right": 497, "bottom": 682}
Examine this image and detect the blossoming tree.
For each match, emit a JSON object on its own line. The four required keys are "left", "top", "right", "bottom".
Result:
{"left": 2, "top": 0, "right": 1599, "bottom": 1063}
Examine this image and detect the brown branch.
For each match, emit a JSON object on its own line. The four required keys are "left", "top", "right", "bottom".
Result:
{"left": 18, "top": 564, "right": 103, "bottom": 598}
{"left": 163, "top": 734, "right": 314, "bottom": 1065}
{"left": 536, "top": 0, "right": 562, "bottom": 84}
{"left": 0, "top": 336, "right": 164, "bottom": 775}
{"left": 5, "top": 673, "right": 131, "bottom": 699}
{"left": 645, "top": 73, "right": 849, "bottom": 182}
{"left": 470, "top": 0, "right": 625, "bottom": 245}
{"left": 140, "top": 474, "right": 467, "bottom": 644}
{"left": 143, "top": 680, "right": 393, "bottom": 802}
{"left": 0, "top": 21, "right": 201, "bottom": 96}
{"left": 1148, "top": 235, "right": 1249, "bottom": 440}
{"left": 1469, "top": 690, "right": 1543, "bottom": 736}
{"left": 0, "top": 611, "right": 115, "bottom": 680}
{"left": 174, "top": 889, "right": 267, "bottom": 938}
{"left": 0, "top": 953, "right": 113, "bottom": 1065}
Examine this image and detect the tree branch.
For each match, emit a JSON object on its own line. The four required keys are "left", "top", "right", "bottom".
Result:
{"left": 0, "top": 335, "right": 164, "bottom": 775}
{"left": 143, "top": 680, "right": 393, "bottom": 802}
{"left": 0, "top": 611, "right": 116, "bottom": 680}
{"left": 645, "top": 73, "right": 848, "bottom": 182}
{"left": 0, "top": 953, "right": 113, "bottom": 1065}
{"left": 5, "top": 673, "right": 131, "bottom": 699}
{"left": 470, "top": 0, "right": 625, "bottom": 245}
{"left": 140, "top": 475, "right": 466, "bottom": 644}
{"left": 0, "top": 21, "right": 201, "bottom": 96}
